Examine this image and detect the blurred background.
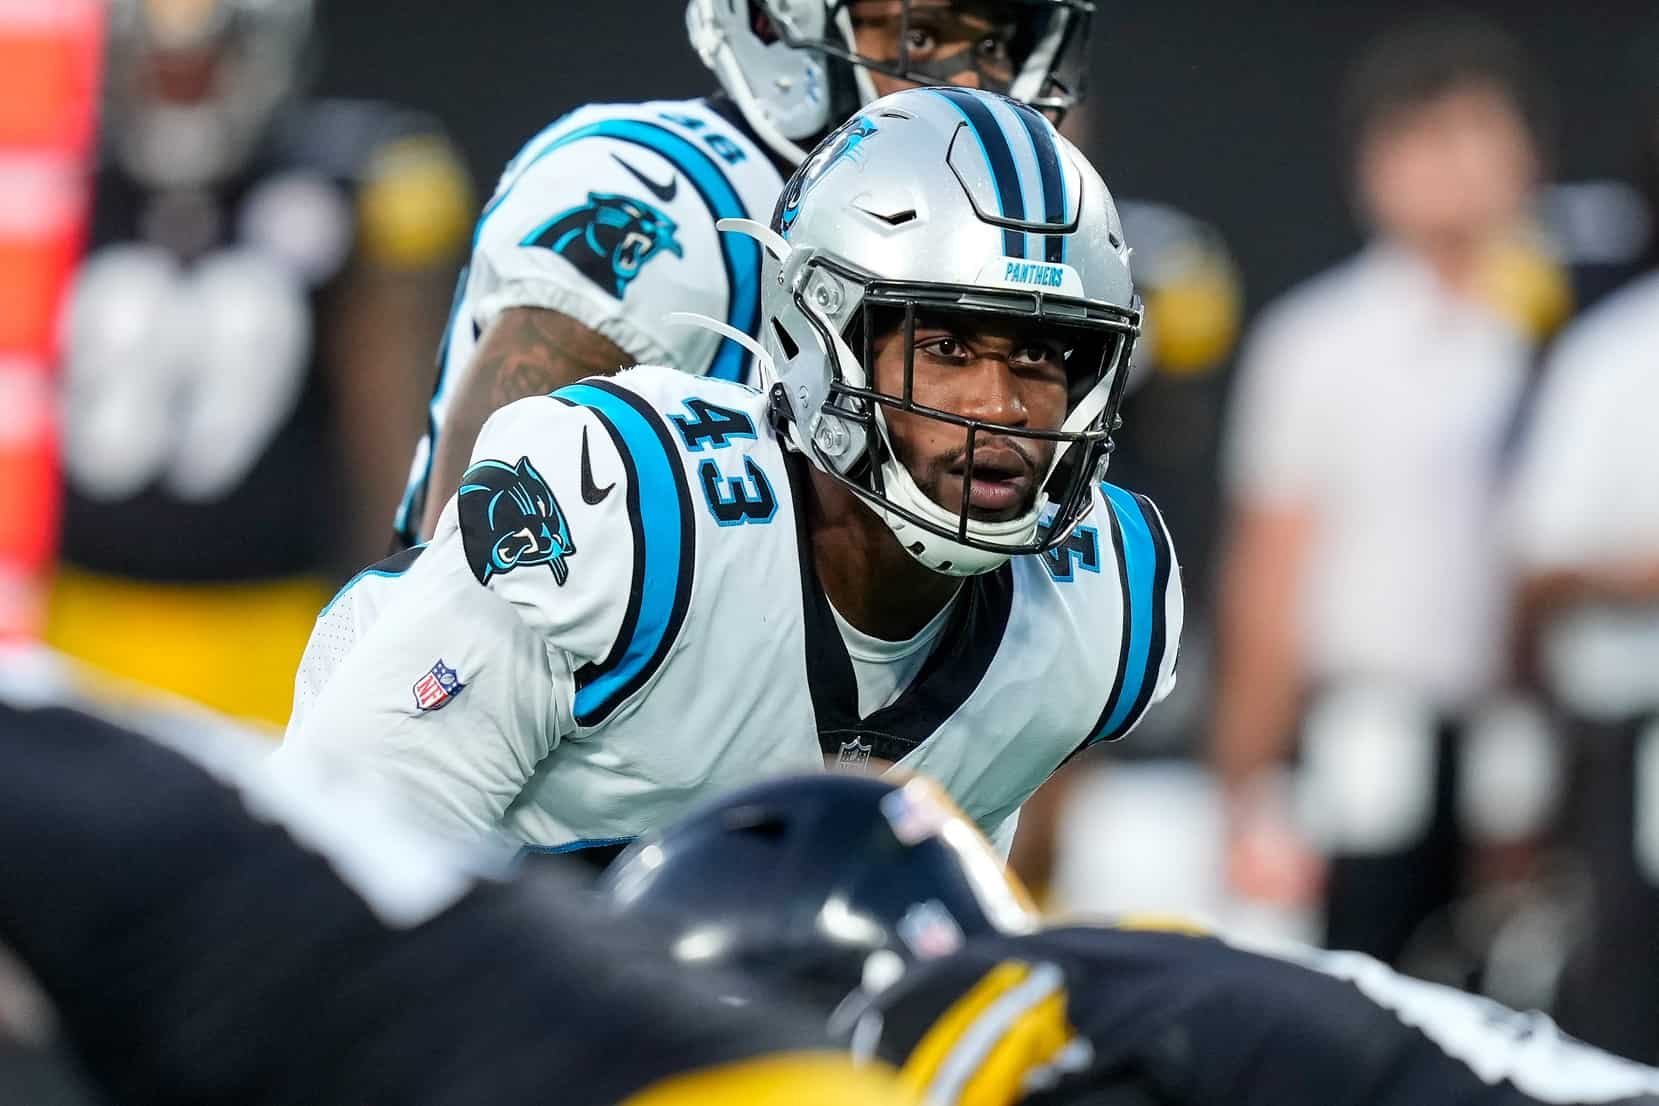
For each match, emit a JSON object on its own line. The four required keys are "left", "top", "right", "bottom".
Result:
{"left": 6, "top": 0, "right": 1659, "bottom": 1072}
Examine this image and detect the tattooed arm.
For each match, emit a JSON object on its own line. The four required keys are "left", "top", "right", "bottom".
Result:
{"left": 418, "top": 307, "right": 629, "bottom": 539}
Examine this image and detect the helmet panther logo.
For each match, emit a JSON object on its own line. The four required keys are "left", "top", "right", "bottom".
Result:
{"left": 775, "top": 114, "right": 879, "bottom": 237}
{"left": 525, "top": 192, "right": 684, "bottom": 298}
{"left": 457, "top": 455, "right": 576, "bottom": 586}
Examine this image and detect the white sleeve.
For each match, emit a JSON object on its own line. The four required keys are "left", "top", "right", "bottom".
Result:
{"left": 465, "top": 105, "right": 748, "bottom": 379}
{"left": 1275, "top": 942, "right": 1659, "bottom": 1102}
{"left": 276, "top": 542, "right": 571, "bottom": 843}
{"left": 279, "top": 391, "right": 651, "bottom": 842}
{"left": 1222, "top": 302, "right": 1333, "bottom": 504}
{"left": 1505, "top": 326, "right": 1622, "bottom": 571}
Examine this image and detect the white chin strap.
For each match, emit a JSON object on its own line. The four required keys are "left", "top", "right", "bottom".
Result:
{"left": 666, "top": 218, "right": 789, "bottom": 395}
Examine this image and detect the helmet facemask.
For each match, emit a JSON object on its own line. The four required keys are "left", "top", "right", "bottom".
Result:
{"left": 781, "top": 256, "right": 1138, "bottom": 576}
{"left": 106, "top": 0, "right": 315, "bottom": 188}
{"left": 816, "top": 0, "right": 1093, "bottom": 122}
{"left": 687, "top": 0, "right": 1093, "bottom": 166}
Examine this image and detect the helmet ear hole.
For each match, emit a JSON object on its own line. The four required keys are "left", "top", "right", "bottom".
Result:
{"left": 747, "top": 1, "right": 779, "bottom": 44}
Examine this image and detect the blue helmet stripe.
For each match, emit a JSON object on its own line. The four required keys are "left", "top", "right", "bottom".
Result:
{"left": 928, "top": 88, "right": 1027, "bottom": 259}
{"left": 1092, "top": 483, "right": 1169, "bottom": 742}
{"left": 1008, "top": 100, "right": 1068, "bottom": 265}
{"left": 553, "top": 381, "right": 695, "bottom": 727}
{"left": 477, "top": 120, "right": 756, "bottom": 383}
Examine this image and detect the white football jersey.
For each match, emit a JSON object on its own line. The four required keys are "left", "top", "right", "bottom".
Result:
{"left": 395, "top": 97, "right": 786, "bottom": 539}
{"left": 290, "top": 367, "right": 1182, "bottom": 853}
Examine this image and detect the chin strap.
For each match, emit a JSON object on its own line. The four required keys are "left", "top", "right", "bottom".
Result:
{"left": 717, "top": 216, "right": 791, "bottom": 262}
{"left": 1041, "top": 369, "right": 1117, "bottom": 484}
{"left": 665, "top": 217, "right": 796, "bottom": 392}
{"left": 664, "top": 312, "right": 778, "bottom": 391}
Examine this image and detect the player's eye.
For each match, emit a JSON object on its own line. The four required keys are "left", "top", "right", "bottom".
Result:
{"left": 903, "top": 26, "right": 938, "bottom": 57}
{"left": 1012, "top": 342, "right": 1067, "bottom": 376}
{"left": 918, "top": 335, "right": 970, "bottom": 363}
{"left": 975, "top": 34, "right": 1010, "bottom": 63}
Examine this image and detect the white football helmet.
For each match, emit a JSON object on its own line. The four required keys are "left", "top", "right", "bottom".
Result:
{"left": 700, "top": 86, "right": 1137, "bottom": 577}
{"left": 685, "top": 0, "right": 1094, "bottom": 166}
{"left": 104, "top": 0, "right": 315, "bottom": 188}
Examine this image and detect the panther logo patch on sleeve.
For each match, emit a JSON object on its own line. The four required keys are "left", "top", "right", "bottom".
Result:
{"left": 458, "top": 455, "right": 576, "bottom": 586}
{"left": 522, "top": 191, "right": 683, "bottom": 298}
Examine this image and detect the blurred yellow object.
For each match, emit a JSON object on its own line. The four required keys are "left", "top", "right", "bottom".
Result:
{"left": 356, "top": 134, "right": 473, "bottom": 271}
{"left": 1476, "top": 230, "right": 1574, "bottom": 341}
{"left": 1112, "top": 912, "right": 1211, "bottom": 937}
{"left": 43, "top": 567, "right": 328, "bottom": 728}
{"left": 1141, "top": 244, "right": 1243, "bottom": 376}
{"left": 621, "top": 1052, "right": 916, "bottom": 1106}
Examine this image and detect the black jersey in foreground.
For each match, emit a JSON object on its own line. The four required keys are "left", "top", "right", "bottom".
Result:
{"left": 855, "top": 925, "right": 1659, "bottom": 1106}
{"left": 0, "top": 660, "right": 907, "bottom": 1106}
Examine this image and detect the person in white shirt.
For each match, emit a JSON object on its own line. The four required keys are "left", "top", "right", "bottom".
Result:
{"left": 1212, "top": 14, "right": 1558, "bottom": 963}
{"left": 1506, "top": 267, "right": 1659, "bottom": 1063}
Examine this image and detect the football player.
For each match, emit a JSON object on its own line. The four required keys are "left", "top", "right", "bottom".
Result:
{"left": 0, "top": 648, "right": 911, "bottom": 1106}
{"left": 599, "top": 773, "right": 1659, "bottom": 1106}
{"left": 280, "top": 87, "right": 1181, "bottom": 860}
{"left": 394, "top": 0, "right": 1096, "bottom": 546}
{"left": 48, "top": 0, "right": 472, "bottom": 723}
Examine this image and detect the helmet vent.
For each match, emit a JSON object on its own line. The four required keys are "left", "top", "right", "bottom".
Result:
{"left": 771, "top": 318, "right": 801, "bottom": 360}
{"left": 863, "top": 207, "right": 917, "bottom": 227}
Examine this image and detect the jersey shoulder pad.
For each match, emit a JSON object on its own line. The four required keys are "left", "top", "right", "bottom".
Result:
{"left": 1048, "top": 484, "right": 1182, "bottom": 747}
{"left": 467, "top": 99, "right": 773, "bottom": 380}
{"left": 461, "top": 379, "right": 698, "bottom": 727}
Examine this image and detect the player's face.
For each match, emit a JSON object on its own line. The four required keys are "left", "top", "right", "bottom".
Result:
{"left": 848, "top": 0, "right": 1021, "bottom": 97}
{"left": 869, "top": 312, "right": 1069, "bottom": 523}
{"left": 1356, "top": 81, "right": 1538, "bottom": 254}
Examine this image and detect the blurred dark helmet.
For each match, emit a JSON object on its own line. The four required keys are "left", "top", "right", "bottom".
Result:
{"left": 105, "top": 0, "right": 315, "bottom": 188}
{"left": 596, "top": 774, "right": 1039, "bottom": 1011}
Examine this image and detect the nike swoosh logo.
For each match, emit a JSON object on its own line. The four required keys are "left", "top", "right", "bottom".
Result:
{"left": 612, "top": 153, "right": 677, "bottom": 203}
{"left": 580, "top": 426, "right": 615, "bottom": 506}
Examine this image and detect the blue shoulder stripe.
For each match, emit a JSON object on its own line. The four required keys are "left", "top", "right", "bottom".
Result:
{"left": 1090, "top": 484, "right": 1172, "bottom": 744}
{"left": 554, "top": 380, "right": 695, "bottom": 727}
{"left": 928, "top": 88, "right": 1026, "bottom": 259}
{"left": 521, "top": 835, "right": 636, "bottom": 856}
{"left": 476, "top": 117, "right": 756, "bottom": 382}
{"left": 1007, "top": 99, "right": 1068, "bottom": 265}
{"left": 319, "top": 544, "right": 427, "bottom": 618}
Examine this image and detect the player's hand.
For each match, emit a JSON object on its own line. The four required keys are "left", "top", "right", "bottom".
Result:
{"left": 1223, "top": 774, "right": 1325, "bottom": 908}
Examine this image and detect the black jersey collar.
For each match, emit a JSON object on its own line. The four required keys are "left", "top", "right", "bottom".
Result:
{"left": 785, "top": 452, "right": 1015, "bottom": 765}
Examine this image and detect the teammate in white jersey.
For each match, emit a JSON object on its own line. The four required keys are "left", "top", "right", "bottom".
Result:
{"left": 393, "top": 0, "right": 1096, "bottom": 545}
{"left": 282, "top": 87, "right": 1181, "bottom": 859}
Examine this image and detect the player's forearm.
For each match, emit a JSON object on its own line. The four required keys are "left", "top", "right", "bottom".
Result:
{"left": 326, "top": 264, "right": 452, "bottom": 566}
{"left": 418, "top": 306, "right": 631, "bottom": 538}
{"left": 1210, "top": 506, "right": 1312, "bottom": 793}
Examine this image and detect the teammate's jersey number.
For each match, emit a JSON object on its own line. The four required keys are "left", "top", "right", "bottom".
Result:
{"left": 657, "top": 112, "right": 747, "bottom": 167}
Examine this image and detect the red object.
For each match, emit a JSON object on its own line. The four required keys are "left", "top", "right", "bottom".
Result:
{"left": 0, "top": 0, "right": 101, "bottom": 640}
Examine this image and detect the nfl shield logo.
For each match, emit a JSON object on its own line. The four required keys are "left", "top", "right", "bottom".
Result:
{"left": 836, "top": 737, "right": 873, "bottom": 768}
{"left": 412, "top": 660, "right": 465, "bottom": 711}
{"left": 898, "top": 900, "right": 965, "bottom": 959}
